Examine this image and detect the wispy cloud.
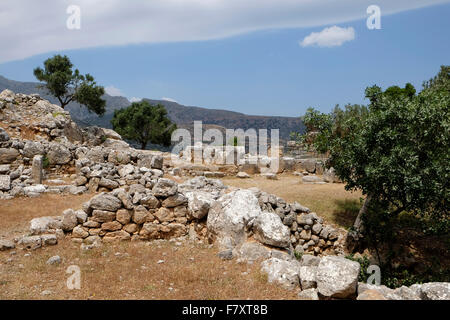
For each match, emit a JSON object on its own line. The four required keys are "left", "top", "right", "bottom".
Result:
{"left": 300, "top": 26, "right": 355, "bottom": 47}
{"left": 0, "top": 0, "right": 448, "bottom": 63}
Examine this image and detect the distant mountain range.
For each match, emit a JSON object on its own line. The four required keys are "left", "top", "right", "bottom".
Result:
{"left": 0, "top": 75, "right": 305, "bottom": 142}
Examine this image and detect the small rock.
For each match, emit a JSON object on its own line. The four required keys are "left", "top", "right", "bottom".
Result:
{"left": 46, "top": 255, "right": 62, "bottom": 265}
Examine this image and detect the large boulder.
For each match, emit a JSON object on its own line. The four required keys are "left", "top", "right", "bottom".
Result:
{"left": 253, "top": 211, "right": 290, "bottom": 248}
{"left": 152, "top": 178, "right": 178, "bottom": 197}
{"left": 0, "top": 239, "right": 15, "bottom": 251}
{"left": 98, "top": 177, "right": 119, "bottom": 190}
{"left": 207, "top": 189, "right": 261, "bottom": 249}
{"left": 137, "top": 154, "right": 154, "bottom": 169}
{"left": 0, "top": 128, "right": 9, "bottom": 142}
{"left": 107, "top": 149, "right": 131, "bottom": 165}
{"left": 357, "top": 283, "right": 403, "bottom": 300}
{"left": 299, "top": 266, "right": 318, "bottom": 290}
{"left": 298, "top": 288, "right": 320, "bottom": 300}
{"left": 23, "top": 141, "right": 45, "bottom": 158}
{"left": 150, "top": 155, "right": 163, "bottom": 170}
{"left": 316, "top": 256, "right": 360, "bottom": 299}
{"left": 0, "top": 175, "right": 10, "bottom": 191}
{"left": 82, "top": 126, "right": 106, "bottom": 146}
{"left": 102, "top": 128, "right": 122, "bottom": 140}
{"left": 30, "top": 216, "right": 62, "bottom": 235}
{"left": 23, "top": 184, "right": 46, "bottom": 195}
{"left": 47, "top": 143, "right": 72, "bottom": 165}
{"left": 0, "top": 89, "right": 15, "bottom": 102}
{"left": 412, "top": 282, "right": 450, "bottom": 300}
{"left": 63, "top": 121, "right": 84, "bottom": 143}
{"left": 233, "top": 241, "right": 271, "bottom": 263}
{"left": 300, "top": 159, "right": 316, "bottom": 173}
{"left": 0, "top": 148, "right": 19, "bottom": 164}
{"left": 89, "top": 193, "right": 122, "bottom": 212}
{"left": 260, "top": 257, "right": 300, "bottom": 290}
{"left": 162, "top": 193, "right": 188, "bottom": 208}
{"left": 61, "top": 209, "right": 79, "bottom": 231}
{"left": 183, "top": 191, "right": 215, "bottom": 219}
{"left": 85, "top": 146, "right": 107, "bottom": 163}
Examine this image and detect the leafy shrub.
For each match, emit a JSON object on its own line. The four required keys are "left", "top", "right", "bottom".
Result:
{"left": 42, "top": 155, "right": 50, "bottom": 169}
{"left": 345, "top": 254, "right": 371, "bottom": 283}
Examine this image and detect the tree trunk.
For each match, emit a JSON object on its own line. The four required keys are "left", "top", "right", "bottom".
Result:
{"left": 353, "top": 194, "right": 373, "bottom": 235}
{"left": 345, "top": 194, "right": 373, "bottom": 252}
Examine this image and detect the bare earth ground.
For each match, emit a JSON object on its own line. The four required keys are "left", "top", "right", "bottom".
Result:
{"left": 0, "top": 239, "right": 299, "bottom": 300}
{"left": 0, "top": 175, "right": 361, "bottom": 300}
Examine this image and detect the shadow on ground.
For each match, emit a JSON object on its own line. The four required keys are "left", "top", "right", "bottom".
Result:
{"left": 331, "top": 199, "right": 361, "bottom": 229}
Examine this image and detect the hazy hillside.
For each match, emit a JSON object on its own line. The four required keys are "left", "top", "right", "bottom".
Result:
{"left": 0, "top": 75, "right": 305, "bottom": 141}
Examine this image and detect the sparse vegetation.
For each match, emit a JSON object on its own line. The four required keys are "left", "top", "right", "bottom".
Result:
{"left": 42, "top": 155, "right": 50, "bottom": 169}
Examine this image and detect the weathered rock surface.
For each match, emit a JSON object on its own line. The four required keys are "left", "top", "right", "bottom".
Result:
{"left": 253, "top": 211, "right": 290, "bottom": 248}
{"left": 207, "top": 189, "right": 261, "bottom": 249}
{"left": 89, "top": 193, "right": 122, "bottom": 212}
{"left": 316, "top": 256, "right": 360, "bottom": 299}
{"left": 298, "top": 288, "right": 319, "bottom": 300}
{"left": 260, "top": 257, "right": 300, "bottom": 290}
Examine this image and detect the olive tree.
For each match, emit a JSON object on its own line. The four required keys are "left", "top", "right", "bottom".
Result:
{"left": 111, "top": 100, "right": 176, "bottom": 150}
{"left": 34, "top": 55, "right": 106, "bottom": 115}
{"left": 299, "top": 68, "right": 449, "bottom": 242}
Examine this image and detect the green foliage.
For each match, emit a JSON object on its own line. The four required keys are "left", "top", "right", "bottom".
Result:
{"left": 34, "top": 55, "right": 106, "bottom": 115}
{"left": 383, "top": 83, "right": 416, "bottom": 99}
{"left": 51, "top": 111, "right": 65, "bottom": 118}
{"left": 111, "top": 100, "right": 176, "bottom": 150}
{"left": 299, "top": 67, "right": 449, "bottom": 287}
{"left": 383, "top": 265, "right": 450, "bottom": 288}
{"left": 423, "top": 65, "right": 450, "bottom": 92}
{"left": 228, "top": 136, "right": 240, "bottom": 147}
{"left": 294, "top": 250, "right": 303, "bottom": 261}
{"left": 42, "top": 155, "right": 49, "bottom": 169}
{"left": 300, "top": 67, "right": 449, "bottom": 221}
{"left": 345, "top": 254, "right": 371, "bottom": 283}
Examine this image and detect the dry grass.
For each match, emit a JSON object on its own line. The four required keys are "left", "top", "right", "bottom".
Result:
{"left": 221, "top": 174, "right": 363, "bottom": 229}
{"left": 0, "top": 193, "right": 93, "bottom": 239}
{"left": 0, "top": 174, "right": 365, "bottom": 300}
{"left": 0, "top": 191, "right": 299, "bottom": 300}
{"left": 0, "top": 239, "right": 298, "bottom": 300}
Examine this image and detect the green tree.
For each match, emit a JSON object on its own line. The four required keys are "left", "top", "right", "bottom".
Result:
{"left": 34, "top": 55, "right": 106, "bottom": 115}
{"left": 111, "top": 100, "right": 176, "bottom": 149}
{"left": 423, "top": 65, "right": 450, "bottom": 92}
{"left": 299, "top": 69, "right": 449, "bottom": 242}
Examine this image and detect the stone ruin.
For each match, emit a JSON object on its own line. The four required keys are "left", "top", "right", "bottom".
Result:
{"left": 1, "top": 174, "right": 448, "bottom": 300}
{"left": 1, "top": 89, "right": 448, "bottom": 300}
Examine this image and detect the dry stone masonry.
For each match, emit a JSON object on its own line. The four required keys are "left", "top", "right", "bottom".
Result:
{"left": 1, "top": 89, "right": 448, "bottom": 301}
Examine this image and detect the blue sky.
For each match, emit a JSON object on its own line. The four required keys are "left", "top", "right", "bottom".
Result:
{"left": 0, "top": 1, "right": 449, "bottom": 117}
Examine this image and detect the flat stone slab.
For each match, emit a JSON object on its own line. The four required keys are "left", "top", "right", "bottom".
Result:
{"left": 0, "top": 175, "right": 11, "bottom": 191}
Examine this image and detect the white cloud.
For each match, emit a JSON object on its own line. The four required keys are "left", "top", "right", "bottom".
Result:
{"left": 300, "top": 26, "right": 355, "bottom": 47}
{"left": 129, "top": 97, "right": 142, "bottom": 103}
{"left": 161, "top": 97, "right": 178, "bottom": 103}
{"left": 104, "top": 85, "right": 124, "bottom": 97}
{"left": 0, "top": 0, "right": 448, "bottom": 63}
